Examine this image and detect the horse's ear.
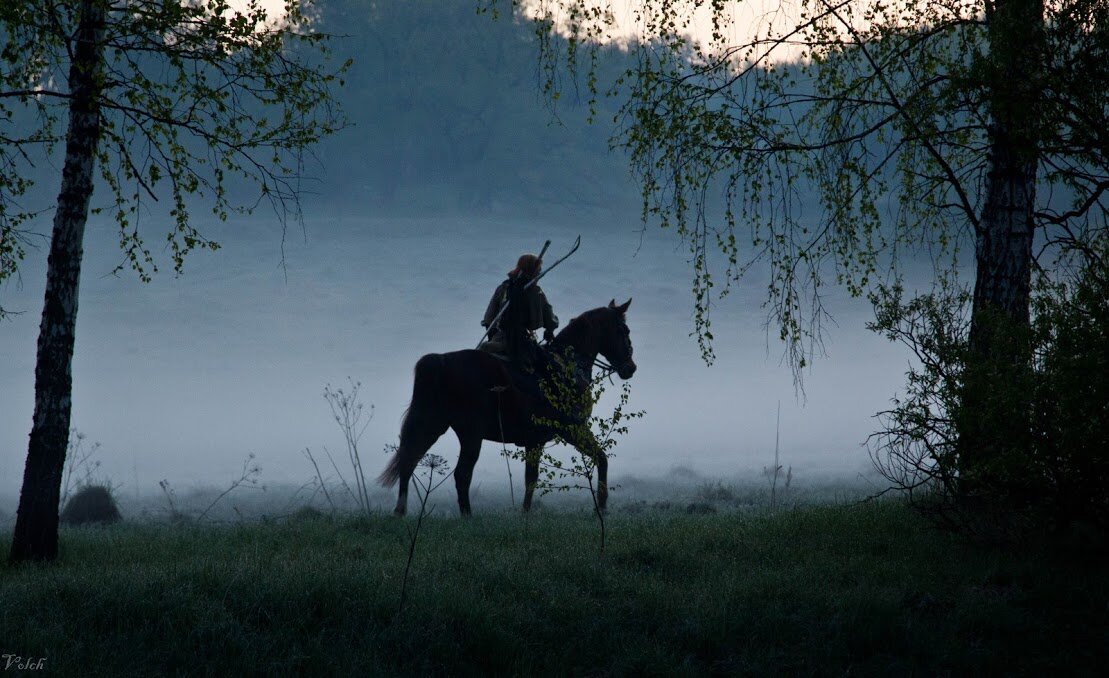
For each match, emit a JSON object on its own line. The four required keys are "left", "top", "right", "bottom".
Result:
{"left": 618, "top": 298, "right": 632, "bottom": 314}
{"left": 608, "top": 298, "right": 617, "bottom": 309}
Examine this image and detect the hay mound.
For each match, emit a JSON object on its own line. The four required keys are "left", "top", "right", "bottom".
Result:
{"left": 60, "top": 485, "right": 122, "bottom": 525}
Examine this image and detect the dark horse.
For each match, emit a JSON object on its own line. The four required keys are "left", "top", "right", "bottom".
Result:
{"left": 379, "top": 299, "right": 637, "bottom": 516}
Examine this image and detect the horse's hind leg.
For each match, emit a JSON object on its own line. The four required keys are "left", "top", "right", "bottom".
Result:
{"left": 522, "top": 445, "right": 542, "bottom": 512}
{"left": 392, "top": 415, "right": 448, "bottom": 517}
{"left": 394, "top": 476, "right": 410, "bottom": 517}
{"left": 454, "top": 431, "right": 482, "bottom": 517}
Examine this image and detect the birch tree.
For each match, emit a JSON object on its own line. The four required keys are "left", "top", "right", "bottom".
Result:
{"left": 2, "top": 0, "right": 345, "bottom": 562}
{"left": 506, "top": 0, "right": 1107, "bottom": 500}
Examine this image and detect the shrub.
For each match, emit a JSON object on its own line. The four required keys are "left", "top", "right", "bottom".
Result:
{"left": 685, "top": 502, "right": 717, "bottom": 515}
{"left": 60, "top": 485, "right": 122, "bottom": 526}
{"left": 868, "top": 239, "right": 1109, "bottom": 541}
{"left": 288, "top": 506, "right": 327, "bottom": 523}
{"left": 695, "top": 481, "right": 737, "bottom": 503}
{"left": 1029, "top": 249, "right": 1109, "bottom": 530}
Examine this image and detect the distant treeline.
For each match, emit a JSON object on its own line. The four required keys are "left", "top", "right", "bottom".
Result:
{"left": 8, "top": 0, "right": 907, "bottom": 222}
{"left": 305, "top": 0, "right": 639, "bottom": 215}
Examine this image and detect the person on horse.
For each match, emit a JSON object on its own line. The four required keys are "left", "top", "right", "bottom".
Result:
{"left": 480, "top": 253, "right": 559, "bottom": 369}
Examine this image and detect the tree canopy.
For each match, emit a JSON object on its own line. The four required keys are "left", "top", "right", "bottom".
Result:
{"left": 2, "top": 0, "right": 345, "bottom": 562}
{"left": 511, "top": 0, "right": 1107, "bottom": 368}
{"left": 1, "top": 0, "right": 345, "bottom": 305}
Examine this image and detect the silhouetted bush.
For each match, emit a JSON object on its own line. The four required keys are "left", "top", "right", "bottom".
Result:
{"left": 869, "top": 239, "right": 1109, "bottom": 543}
{"left": 686, "top": 502, "right": 717, "bottom": 515}
{"left": 60, "top": 485, "right": 121, "bottom": 526}
{"left": 695, "top": 481, "right": 737, "bottom": 503}
{"left": 1029, "top": 248, "right": 1109, "bottom": 531}
{"left": 288, "top": 506, "right": 327, "bottom": 523}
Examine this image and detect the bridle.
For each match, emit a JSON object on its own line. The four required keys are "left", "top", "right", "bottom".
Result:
{"left": 593, "top": 356, "right": 616, "bottom": 381}
{"left": 603, "top": 315, "right": 635, "bottom": 378}
{"left": 544, "top": 309, "right": 634, "bottom": 380}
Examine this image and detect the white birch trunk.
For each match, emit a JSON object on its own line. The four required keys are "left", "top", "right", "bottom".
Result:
{"left": 10, "top": 0, "right": 106, "bottom": 563}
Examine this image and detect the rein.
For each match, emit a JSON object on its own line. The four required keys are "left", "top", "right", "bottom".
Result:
{"left": 593, "top": 357, "right": 616, "bottom": 378}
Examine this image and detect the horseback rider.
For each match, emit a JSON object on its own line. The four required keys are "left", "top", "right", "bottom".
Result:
{"left": 480, "top": 253, "right": 559, "bottom": 367}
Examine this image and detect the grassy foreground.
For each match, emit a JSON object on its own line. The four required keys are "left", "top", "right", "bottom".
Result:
{"left": 2, "top": 502, "right": 1107, "bottom": 676}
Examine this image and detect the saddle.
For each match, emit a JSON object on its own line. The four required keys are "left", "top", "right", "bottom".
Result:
{"left": 479, "top": 332, "right": 548, "bottom": 372}
{"left": 477, "top": 338, "right": 511, "bottom": 361}
{"left": 480, "top": 339, "right": 590, "bottom": 430}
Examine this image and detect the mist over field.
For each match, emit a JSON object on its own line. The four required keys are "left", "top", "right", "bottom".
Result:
{"left": 0, "top": 0, "right": 913, "bottom": 511}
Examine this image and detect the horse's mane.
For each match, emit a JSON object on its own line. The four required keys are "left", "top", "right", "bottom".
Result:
{"left": 552, "top": 306, "right": 608, "bottom": 348}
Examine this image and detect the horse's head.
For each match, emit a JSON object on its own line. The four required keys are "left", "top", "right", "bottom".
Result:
{"left": 600, "top": 298, "right": 637, "bottom": 379}
{"left": 555, "top": 298, "right": 638, "bottom": 379}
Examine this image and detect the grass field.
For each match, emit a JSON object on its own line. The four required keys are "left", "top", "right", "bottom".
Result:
{"left": 2, "top": 501, "right": 1107, "bottom": 676}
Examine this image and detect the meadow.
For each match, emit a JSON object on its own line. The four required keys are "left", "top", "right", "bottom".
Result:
{"left": 3, "top": 500, "right": 1107, "bottom": 676}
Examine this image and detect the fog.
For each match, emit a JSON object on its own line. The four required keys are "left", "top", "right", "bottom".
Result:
{"left": 1, "top": 210, "right": 909, "bottom": 503}
{"left": 1, "top": 1, "right": 915, "bottom": 511}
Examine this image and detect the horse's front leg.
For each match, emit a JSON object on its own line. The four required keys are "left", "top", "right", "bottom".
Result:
{"left": 522, "top": 445, "right": 542, "bottom": 512}
{"left": 595, "top": 443, "right": 609, "bottom": 514}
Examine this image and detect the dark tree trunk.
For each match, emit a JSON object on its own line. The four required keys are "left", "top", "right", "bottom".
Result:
{"left": 960, "top": 0, "right": 1044, "bottom": 494}
{"left": 9, "top": 0, "right": 105, "bottom": 563}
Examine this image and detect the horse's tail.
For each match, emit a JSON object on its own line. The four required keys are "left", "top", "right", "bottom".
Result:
{"left": 379, "top": 353, "right": 446, "bottom": 487}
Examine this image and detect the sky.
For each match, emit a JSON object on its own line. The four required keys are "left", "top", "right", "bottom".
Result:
{"left": 252, "top": 0, "right": 813, "bottom": 56}
{"left": 522, "top": 0, "right": 809, "bottom": 50}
